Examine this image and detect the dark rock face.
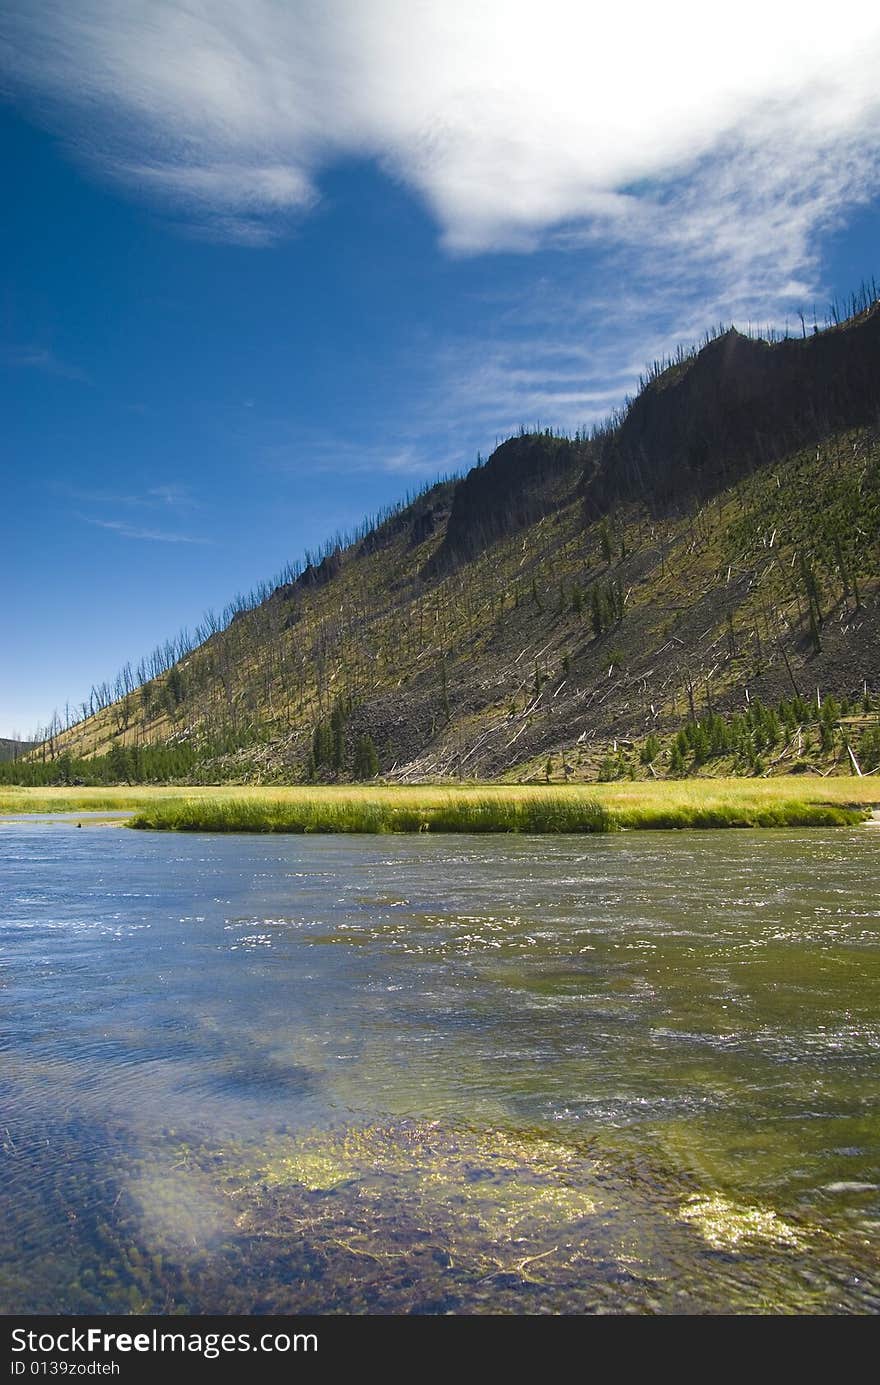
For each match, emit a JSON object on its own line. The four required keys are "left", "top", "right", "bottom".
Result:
{"left": 300, "top": 550, "right": 343, "bottom": 588}
{"left": 432, "top": 434, "right": 588, "bottom": 570}
{"left": 357, "top": 482, "right": 455, "bottom": 558}
{"left": 409, "top": 504, "right": 441, "bottom": 547}
{"left": 586, "top": 305, "right": 880, "bottom": 510}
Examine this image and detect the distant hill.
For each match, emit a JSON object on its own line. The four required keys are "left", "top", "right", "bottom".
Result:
{"left": 10, "top": 293, "right": 880, "bottom": 787}
{"left": 0, "top": 738, "right": 34, "bottom": 763}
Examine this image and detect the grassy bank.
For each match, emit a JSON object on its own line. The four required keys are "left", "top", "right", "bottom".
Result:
{"left": 0, "top": 786, "right": 192, "bottom": 816}
{"left": 129, "top": 792, "right": 619, "bottom": 834}
{"left": 2, "top": 780, "right": 874, "bottom": 833}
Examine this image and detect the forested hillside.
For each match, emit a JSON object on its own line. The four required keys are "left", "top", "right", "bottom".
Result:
{"left": 9, "top": 293, "right": 880, "bottom": 787}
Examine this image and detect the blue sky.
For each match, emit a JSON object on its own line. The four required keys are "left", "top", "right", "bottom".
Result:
{"left": 2, "top": 2, "right": 879, "bottom": 737}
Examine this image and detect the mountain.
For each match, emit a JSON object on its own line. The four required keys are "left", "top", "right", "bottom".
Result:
{"left": 13, "top": 296, "right": 880, "bottom": 786}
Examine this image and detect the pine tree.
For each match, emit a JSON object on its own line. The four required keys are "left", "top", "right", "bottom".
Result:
{"left": 330, "top": 699, "right": 347, "bottom": 772}
{"left": 353, "top": 734, "right": 379, "bottom": 780}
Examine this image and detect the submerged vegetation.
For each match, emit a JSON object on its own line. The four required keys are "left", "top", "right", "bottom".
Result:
{"left": 7, "top": 1114, "right": 870, "bottom": 1315}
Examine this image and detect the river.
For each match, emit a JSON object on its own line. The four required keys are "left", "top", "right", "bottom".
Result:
{"left": 1, "top": 817, "right": 878, "bottom": 1313}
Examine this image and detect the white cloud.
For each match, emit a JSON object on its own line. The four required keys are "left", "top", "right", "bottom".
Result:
{"left": 4, "top": 3, "right": 879, "bottom": 437}
{"left": 3, "top": 2, "right": 879, "bottom": 253}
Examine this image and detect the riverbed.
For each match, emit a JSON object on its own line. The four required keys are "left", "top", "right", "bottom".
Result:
{"left": 1, "top": 818, "right": 878, "bottom": 1313}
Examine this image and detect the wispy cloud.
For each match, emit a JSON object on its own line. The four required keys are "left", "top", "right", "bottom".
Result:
{"left": 113, "top": 160, "right": 315, "bottom": 243}
{"left": 82, "top": 516, "right": 211, "bottom": 544}
{"left": 58, "top": 481, "right": 199, "bottom": 509}
{"left": 3, "top": 344, "right": 90, "bottom": 381}
{"left": 144, "top": 484, "right": 199, "bottom": 508}
{"left": 259, "top": 427, "right": 457, "bottom": 481}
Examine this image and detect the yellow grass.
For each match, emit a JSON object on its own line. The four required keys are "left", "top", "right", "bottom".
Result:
{"left": 2, "top": 778, "right": 877, "bottom": 832}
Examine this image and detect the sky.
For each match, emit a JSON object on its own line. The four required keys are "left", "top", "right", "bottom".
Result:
{"left": 2, "top": 1, "right": 879, "bottom": 737}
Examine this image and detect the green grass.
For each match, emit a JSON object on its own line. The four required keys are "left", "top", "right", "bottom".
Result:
{"left": 126, "top": 792, "right": 617, "bottom": 834}
{"left": 125, "top": 783, "right": 871, "bottom": 833}
{"left": 3, "top": 780, "right": 873, "bottom": 833}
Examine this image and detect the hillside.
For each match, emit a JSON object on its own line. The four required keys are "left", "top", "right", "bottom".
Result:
{"left": 12, "top": 298, "right": 880, "bottom": 787}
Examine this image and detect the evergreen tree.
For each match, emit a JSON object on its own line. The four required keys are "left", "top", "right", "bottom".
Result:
{"left": 353, "top": 734, "right": 379, "bottom": 780}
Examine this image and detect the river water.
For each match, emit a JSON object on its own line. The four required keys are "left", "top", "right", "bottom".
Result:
{"left": 1, "top": 817, "right": 878, "bottom": 1313}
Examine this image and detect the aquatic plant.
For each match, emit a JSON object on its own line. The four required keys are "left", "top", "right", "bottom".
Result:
{"left": 5, "top": 1115, "right": 867, "bottom": 1314}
